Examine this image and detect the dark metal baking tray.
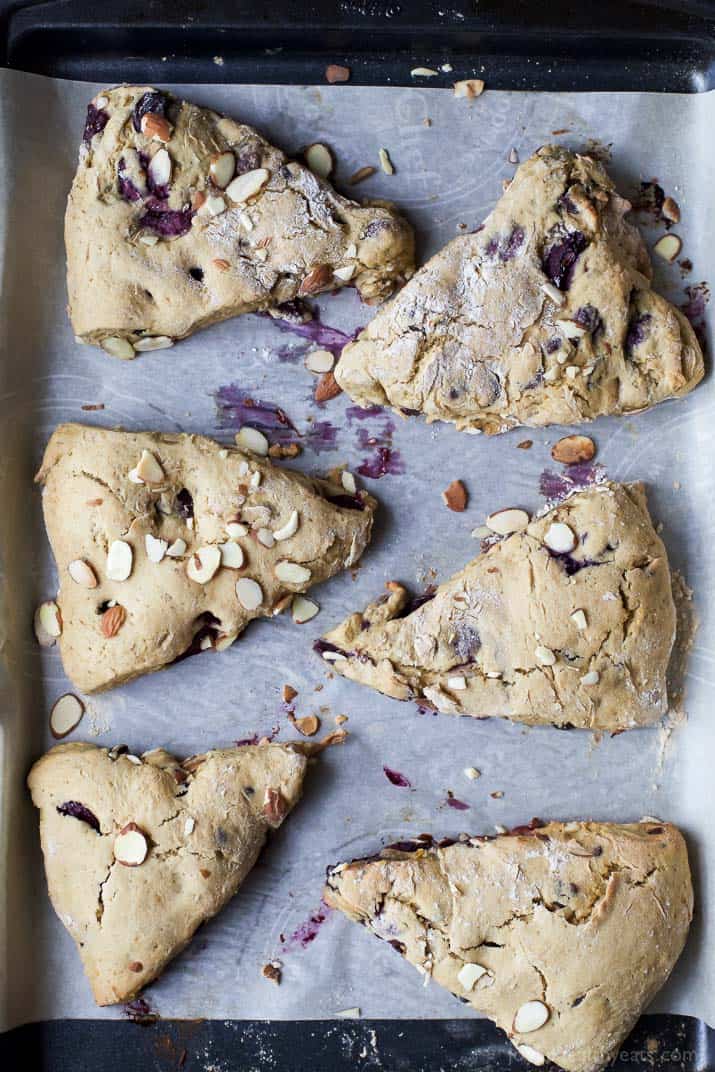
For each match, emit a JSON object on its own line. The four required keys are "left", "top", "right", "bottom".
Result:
{"left": 1, "top": 1, "right": 713, "bottom": 1069}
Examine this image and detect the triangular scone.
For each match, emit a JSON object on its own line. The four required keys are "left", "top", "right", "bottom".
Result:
{"left": 336, "top": 145, "right": 703, "bottom": 433}
{"left": 28, "top": 740, "right": 307, "bottom": 1006}
{"left": 325, "top": 821, "right": 692, "bottom": 1072}
{"left": 37, "top": 423, "right": 377, "bottom": 693}
{"left": 317, "top": 482, "right": 674, "bottom": 730}
{"left": 67, "top": 86, "right": 414, "bottom": 357}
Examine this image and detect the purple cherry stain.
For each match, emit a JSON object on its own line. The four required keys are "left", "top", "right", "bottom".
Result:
{"left": 138, "top": 204, "right": 193, "bottom": 238}
{"left": 124, "top": 997, "right": 159, "bottom": 1024}
{"left": 445, "top": 793, "right": 470, "bottom": 811}
{"left": 539, "top": 463, "right": 606, "bottom": 502}
{"left": 82, "top": 103, "right": 109, "bottom": 145}
{"left": 383, "top": 766, "right": 412, "bottom": 788}
{"left": 282, "top": 899, "right": 332, "bottom": 951}
{"left": 56, "top": 801, "right": 100, "bottom": 833}
{"left": 266, "top": 308, "right": 361, "bottom": 359}
{"left": 542, "top": 230, "right": 587, "bottom": 290}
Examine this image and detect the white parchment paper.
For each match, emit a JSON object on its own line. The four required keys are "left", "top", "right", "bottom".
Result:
{"left": 0, "top": 70, "right": 713, "bottom": 1031}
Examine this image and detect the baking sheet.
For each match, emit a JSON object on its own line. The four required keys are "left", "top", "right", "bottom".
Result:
{"left": 0, "top": 70, "right": 713, "bottom": 1032}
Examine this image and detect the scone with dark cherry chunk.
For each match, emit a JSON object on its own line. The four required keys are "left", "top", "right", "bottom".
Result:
{"left": 37, "top": 423, "right": 376, "bottom": 692}
{"left": 29, "top": 741, "right": 307, "bottom": 1005}
{"left": 68, "top": 86, "right": 414, "bottom": 357}
{"left": 317, "top": 482, "right": 675, "bottom": 731}
{"left": 326, "top": 820, "right": 693, "bottom": 1072}
{"left": 336, "top": 145, "right": 703, "bottom": 433}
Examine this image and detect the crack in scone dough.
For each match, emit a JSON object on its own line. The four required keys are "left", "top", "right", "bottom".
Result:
{"left": 67, "top": 86, "right": 414, "bottom": 353}
{"left": 37, "top": 423, "right": 378, "bottom": 693}
{"left": 325, "top": 821, "right": 693, "bottom": 1072}
{"left": 319, "top": 482, "right": 675, "bottom": 730}
{"left": 335, "top": 145, "right": 703, "bottom": 433}
{"left": 28, "top": 741, "right": 308, "bottom": 1005}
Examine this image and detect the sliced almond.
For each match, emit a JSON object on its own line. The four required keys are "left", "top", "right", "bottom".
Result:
{"left": 250, "top": 470, "right": 262, "bottom": 489}
{"left": 411, "top": 66, "right": 439, "bottom": 77}
{"left": 378, "top": 147, "right": 395, "bottom": 175}
{"left": 283, "top": 684, "right": 298, "bottom": 703}
{"left": 348, "top": 165, "right": 376, "bottom": 185}
{"left": 551, "top": 435, "right": 595, "bottom": 465}
{"left": 106, "top": 540, "right": 133, "bottom": 582}
{"left": 292, "top": 714, "right": 320, "bottom": 737}
{"left": 442, "top": 479, "right": 468, "bottom": 512}
{"left": 516, "top": 1044, "right": 545, "bottom": 1067}
{"left": 257, "top": 528, "right": 275, "bottom": 548}
{"left": 315, "top": 370, "right": 342, "bottom": 402}
{"left": 485, "top": 507, "right": 529, "bottom": 535}
{"left": 166, "top": 538, "right": 187, "bottom": 557}
{"left": 140, "top": 113, "right": 171, "bottom": 142}
{"left": 453, "top": 78, "right": 485, "bottom": 98}
{"left": 513, "top": 1000, "right": 550, "bottom": 1034}
{"left": 219, "top": 541, "right": 245, "bottom": 569}
{"left": 544, "top": 521, "right": 576, "bottom": 553}
{"left": 236, "top": 577, "right": 264, "bottom": 610}
{"left": 236, "top": 426, "right": 269, "bottom": 455}
{"left": 662, "top": 196, "right": 680, "bottom": 223}
{"left": 341, "top": 470, "right": 357, "bottom": 495}
{"left": 187, "top": 546, "right": 221, "bottom": 584}
{"left": 292, "top": 595, "right": 319, "bottom": 624}
{"left": 34, "top": 601, "right": 62, "bottom": 646}
{"left": 457, "top": 962, "right": 488, "bottom": 990}
{"left": 304, "top": 142, "right": 334, "bottom": 179}
{"left": 49, "top": 693, "right": 84, "bottom": 739}
{"left": 555, "top": 318, "right": 586, "bottom": 340}
{"left": 535, "top": 645, "right": 556, "bottom": 666}
{"left": 145, "top": 534, "right": 168, "bottom": 563}
{"left": 325, "top": 64, "right": 350, "bottom": 83}
{"left": 100, "top": 336, "right": 135, "bottom": 360}
{"left": 225, "top": 167, "right": 270, "bottom": 203}
{"left": 564, "top": 365, "right": 579, "bottom": 380}
{"left": 226, "top": 521, "right": 248, "bottom": 539}
{"left": 213, "top": 258, "right": 231, "bottom": 272}
{"left": 581, "top": 670, "right": 600, "bottom": 686}
{"left": 540, "top": 282, "right": 564, "bottom": 306}
{"left": 273, "top": 510, "right": 299, "bottom": 542}
{"left": 275, "top": 561, "right": 312, "bottom": 586}
{"left": 101, "top": 604, "right": 126, "bottom": 638}
{"left": 148, "top": 147, "right": 171, "bottom": 187}
{"left": 68, "top": 559, "right": 98, "bottom": 588}
{"left": 654, "top": 233, "right": 681, "bottom": 262}
{"left": 210, "top": 150, "right": 236, "bottom": 189}
{"left": 333, "top": 265, "right": 355, "bottom": 282}
{"left": 114, "top": 823, "right": 148, "bottom": 867}
{"left": 133, "top": 449, "right": 165, "bottom": 484}
{"left": 133, "top": 335, "right": 174, "bottom": 352}
{"left": 305, "top": 349, "right": 335, "bottom": 374}
{"left": 464, "top": 767, "right": 481, "bottom": 780}
{"left": 570, "top": 609, "right": 587, "bottom": 631}
{"left": 202, "top": 195, "right": 226, "bottom": 216}
{"left": 447, "top": 675, "right": 467, "bottom": 691}
{"left": 298, "top": 264, "right": 334, "bottom": 297}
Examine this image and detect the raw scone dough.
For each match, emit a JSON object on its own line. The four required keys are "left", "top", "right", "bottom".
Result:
{"left": 317, "top": 482, "right": 675, "bottom": 730}
{"left": 325, "top": 820, "right": 693, "bottom": 1072}
{"left": 37, "top": 423, "right": 377, "bottom": 693}
{"left": 335, "top": 145, "right": 703, "bottom": 433}
{"left": 28, "top": 740, "right": 307, "bottom": 1006}
{"left": 67, "top": 86, "right": 414, "bottom": 356}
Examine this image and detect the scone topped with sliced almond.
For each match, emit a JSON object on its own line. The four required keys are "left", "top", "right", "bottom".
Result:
{"left": 325, "top": 820, "right": 693, "bottom": 1072}
{"left": 317, "top": 482, "right": 674, "bottom": 731}
{"left": 336, "top": 145, "right": 703, "bottom": 433}
{"left": 28, "top": 740, "right": 308, "bottom": 1006}
{"left": 67, "top": 86, "right": 414, "bottom": 357}
{"left": 36, "top": 423, "right": 376, "bottom": 692}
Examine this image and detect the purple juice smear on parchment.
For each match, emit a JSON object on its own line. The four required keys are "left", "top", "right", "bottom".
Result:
{"left": 681, "top": 281, "right": 710, "bottom": 350}
{"left": 265, "top": 307, "right": 362, "bottom": 360}
{"left": 539, "top": 463, "right": 607, "bottom": 502}
{"left": 355, "top": 420, "right": 405, "bottom": 479}
{"left": 445, "top": 794, "right": 470, "bottom": 811}
{"left": 214, "top": 385, "right": 338, "bottom": 454}
{"left": 281, "top": 899, "right": 333, "bottom": 951}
